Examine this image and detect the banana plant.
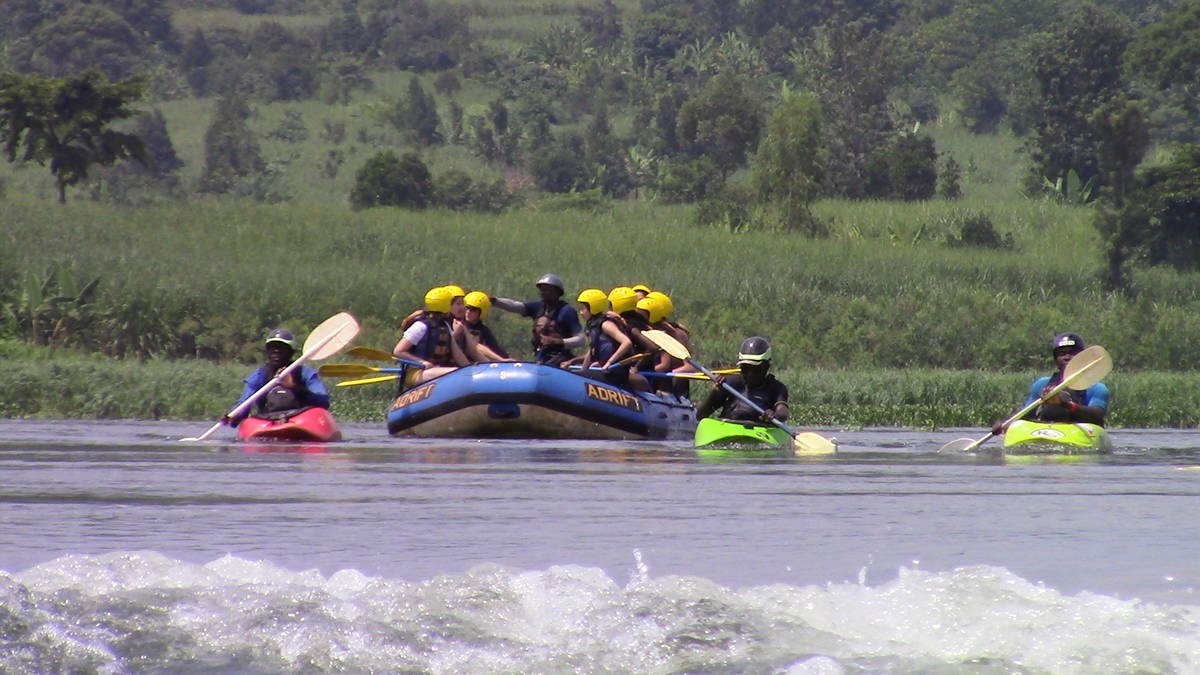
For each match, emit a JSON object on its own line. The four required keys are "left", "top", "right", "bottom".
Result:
{"left": 2, "top": 266, "right": 100, "bottom": 345}
{"left": 1043, "top": 169, "right": 1097, "bottom": 204}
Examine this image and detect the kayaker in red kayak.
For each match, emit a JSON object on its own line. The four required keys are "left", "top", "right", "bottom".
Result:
{"left": 696, "top": 337, "right": 790, "bottom": 423}
{"left": 223, "top": 328, "right": 332, "bottom": 427}
{"left": 991, "top": 332, "right": 1110, "bottom": 435}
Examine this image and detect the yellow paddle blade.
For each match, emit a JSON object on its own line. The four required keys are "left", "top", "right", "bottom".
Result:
{"left": 793, "top": 432, "right": 837, "bottom": 455}
{"left": 1063, "top": 345, "right": 1112, "bottom": 389}
{"left": 303, "top": 312, "right": 360, "bottom": 360}
{"left": 320, "top": 363, "right": 381, "bottom": 377}
{"left": 346, "top": 346, "right": 397, "bottom": 362}
{"left": 335, "top": 374, "right": 400, "bottom": 387}
{"left": 642, "top": 329, "right": 690, "bottom": 360}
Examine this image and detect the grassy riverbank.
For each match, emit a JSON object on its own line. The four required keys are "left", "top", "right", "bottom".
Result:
{"left": 5, "top": 119, "right": 1200, "bottom": 425}
{"left": 2, "top": 343, "right": 1196, "bottom": 428}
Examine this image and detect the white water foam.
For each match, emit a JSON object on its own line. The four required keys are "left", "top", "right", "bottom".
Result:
{"left": 2, "top": 552, "right": 1198, "bottom": 673}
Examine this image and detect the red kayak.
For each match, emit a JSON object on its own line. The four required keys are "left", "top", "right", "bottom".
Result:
{"left": 236, "top": 407, "right": 342, "bottom": 442}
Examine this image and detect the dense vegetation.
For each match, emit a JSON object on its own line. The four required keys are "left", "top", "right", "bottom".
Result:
{"left": 2, "top": 0, "right": 1200, "bottom": 425}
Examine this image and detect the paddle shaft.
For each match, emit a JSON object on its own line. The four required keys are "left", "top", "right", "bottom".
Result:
{"left": 183, "top": 317, "right": 356, "bottom": 442}
{"left": 335, "top": 374, "right": 401, "bottom": 387}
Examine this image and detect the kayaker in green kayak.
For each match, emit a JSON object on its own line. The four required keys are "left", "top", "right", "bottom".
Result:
{"left": 695, "top": 336, "right": 790, "bottom": 423}
{"left": 991, "top": 332, "right": 1110, "bottom": 435}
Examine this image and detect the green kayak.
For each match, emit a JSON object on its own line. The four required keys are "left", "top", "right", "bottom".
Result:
{"left": 1003, "top": 419, "right": 1112, "bottom": 454}
{"left": 694, "top": 417, "right": 793, "bottom": 448}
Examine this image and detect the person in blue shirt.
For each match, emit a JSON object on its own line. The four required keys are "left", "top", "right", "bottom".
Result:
{"left": 223, "top": 328, "right": 331, "bottom": 426}
{"left": 491, "top": 273, "right": 584, "bottom": 365}
{"left": 992, "top": 332, "right": 1109, "bottom": 434}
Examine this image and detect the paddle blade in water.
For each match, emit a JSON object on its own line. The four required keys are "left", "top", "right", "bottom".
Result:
{"left": 938, "top": 436, "right": 988, "bottom": 453}
{"left": 793, "top": 432, "right": 837, "bottom": 455}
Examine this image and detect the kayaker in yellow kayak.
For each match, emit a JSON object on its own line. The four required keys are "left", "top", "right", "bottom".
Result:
{"left": 695, "top": 337, "right": 790, "bottom": 423}
{"left": 991, "top": 332, "right": 1110, "bottom": 435}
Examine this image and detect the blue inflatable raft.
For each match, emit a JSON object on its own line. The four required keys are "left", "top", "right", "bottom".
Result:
{"left": 386, "top": 362, "right": 697, "bottom": 440}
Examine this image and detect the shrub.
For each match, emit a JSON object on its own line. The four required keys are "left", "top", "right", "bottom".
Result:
{"left": 349, "top": 151, "right": 434, "bottom": 210}
{"left": 943, "top": 211, "right": 1013, "bottom": 249}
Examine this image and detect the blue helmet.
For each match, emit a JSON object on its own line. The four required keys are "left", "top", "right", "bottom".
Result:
{"left": 1051, "top": 333, "right": 1084, "bottom": 354}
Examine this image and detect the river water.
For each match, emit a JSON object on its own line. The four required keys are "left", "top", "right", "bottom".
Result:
{"left": 1, "top": 419, "right": 1198, "bottom": 673}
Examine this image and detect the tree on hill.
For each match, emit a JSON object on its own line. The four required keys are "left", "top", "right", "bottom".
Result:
{"left": 245, "top": 21, "right": 320, "bottom": 102}
{"left": 198, "top": 94, "right": 265, "bottom": 195}
{"left": 675, "top": 72, "right": 762, "bottom": 178}
{"left": 390, "top": 77, "right": 442, "bottom": 146}
{"left": 0, "top": 69, "right": 146, "bottom": 204}
{"left": 1095, "top": 141, "right": 1199, "bottom": 291}
{"left": 789, "top": 24, "right": 897, "bottom": 198}
{"left": 90, "top": 107, "right": 185, "bottom": 204}
{"left": 13, "top": 4, "right": 149, "bottom": 81}
{"left": 364, "top": 0, "right": 472, "bottom": 71}
{"left": 1014, "top": 3, "right": 1133, "bottom": 196}
{"left": 1137, "top": 144, "right": 1200, "bottom": 271}
{"left": 752, "top": 89, "right": 824, "bottom": 234}
{"left": 349, "top": 150, "right": 434, "bottom": 209}
{"left": 1, "top": 0, "right": 177, "bottom": 76}
{"left": 1126, "top": 1, "right": 1200, "bottom": 107}
{"left": 578, "top": 0, "right": 623, "bottom": 50}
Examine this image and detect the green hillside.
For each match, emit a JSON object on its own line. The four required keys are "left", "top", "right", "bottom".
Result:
{"left": 2, "top": 0, "right": 1199, "bottom": 424}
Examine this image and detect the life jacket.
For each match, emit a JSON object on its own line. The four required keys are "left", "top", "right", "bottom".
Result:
{"left": 586, "top": 315, "right": 627, "bottom": 364}
{"left": 532, "top": 301, "right": 572, "bottom": 364}
{"left": 416, "top": 315, "right": 455, "bottom": 366}
{"left": 467, "top": 321, "right": 508, "bottom": 359}
{"left": 620, "top": 311, "right": 659, "bottom": 370}
{"left": 1033, "top": 371, "right": 1090, "bottom": 421}
{"left": 722, "top": 373, "right": 788, "bottom": 421}
{"left": 255, "top": 363, "right": 302, "bottom": 413}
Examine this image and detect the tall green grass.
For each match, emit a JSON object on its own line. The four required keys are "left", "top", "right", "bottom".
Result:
{"left": 0, "top": 350, "right": 1188, "bottom": 428}
{"left": 6, "top": 189, "right": 1200, "bottom": 374}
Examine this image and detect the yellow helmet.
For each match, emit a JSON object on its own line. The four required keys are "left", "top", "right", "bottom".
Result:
{"left": 444, "top": 284, "right": 466, "bottom": 299}
{"left": 577, "top": 288, "right": 609, "bottom": 315}
{"left": 636, "top": 295, "right": 667, "bottom": 323}
{"left": 424, "top": 286, "right": 454, "bottom": 313}
{"left": 464, "top": 290, "right": 491, "bottom": 319}
{"left": 647, "top": 291, "right": 673, "bottom": 319}
{"left": 608, "top": 286, "right": 637, "bottom": 314}
{"left": 631, "top": 283, "right": 652, "bottom": 296}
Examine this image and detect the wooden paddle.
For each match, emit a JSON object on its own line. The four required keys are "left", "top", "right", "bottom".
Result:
{"left": 181, "top": 312, "right": 360, "bottom": 442}
{"left": 938, "top": 344, "right": 1112, "bottom": 453}
{"left": 641, "top": 329, "right": 836, "bottom": 455}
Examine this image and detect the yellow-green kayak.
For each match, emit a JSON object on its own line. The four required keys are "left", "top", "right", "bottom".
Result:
{"left": 1003, "top": 419, "right": 1112, "bottom": 454}
{"left": 694, "top": 417, "right": 792, "bottom": 448}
